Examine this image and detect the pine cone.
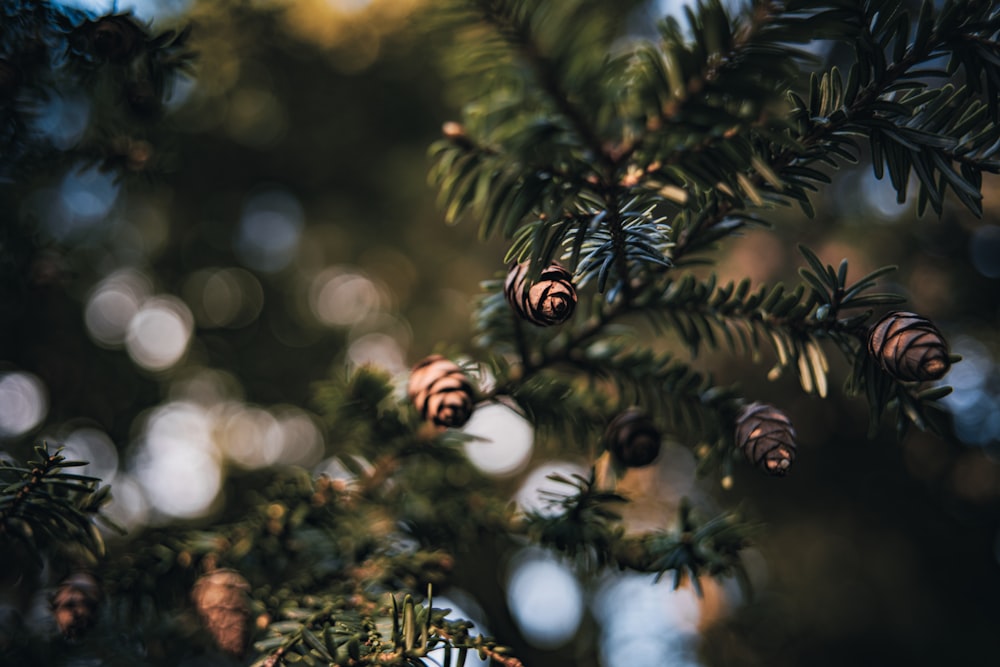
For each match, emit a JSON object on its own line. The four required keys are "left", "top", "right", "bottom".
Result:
{"left": 51, "top": 572, "right": 101, "bottom": 638}
{"left": 867, "top": 311, "right": 951, "bottom": 382}
{"left": 604, "top": 408, "right": 661, "bottom": 468}
{"left": 504, "top": 261, "right": 577, "bottom": 326}
{"left": 191, "top": 569, "right": 252, "bottom": 657}
{"left": 78, "top": 15, "right": 146, "bottom": 63}
{"left": 407, "top": 355, "right": 474, "bottom": 428}
{"left": 735, "top": 402, "right": 796, "bottom": 476}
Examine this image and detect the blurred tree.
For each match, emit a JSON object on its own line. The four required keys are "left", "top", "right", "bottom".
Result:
{"left": 2, "top": 1, "right": 1000, "bottom": 666}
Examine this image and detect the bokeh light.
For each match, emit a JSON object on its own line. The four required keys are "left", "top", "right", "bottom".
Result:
{"left": 62, "top": 427, "right": 119, "bottom": 483}
{"left": 182, "top": 267, "right": 264, "bottom": 328}
{"left": 593, "top": 574, "right": 703, "bottom": 667}
{"left": 235, "top": 189, "right": 304, "bottom": 273}
{"left": 101, "top": 473, "right": 150, "bottom": 532}
{"left": 460, "top": 402, "right": 533, "bottom": 477}
{"left": 215, "top": 403, "right": 285, "bottom": 469}
{"left": 0, "top": 372, "right": 48, "bottom": 439}
{"left": 56, "top": 0, "right": 192, "bottom": 22}
{"left": 272, "top": 405, "right": 325, "bottom": 466}
{"left": 310, "top": 267, "right": 385, "bottom": 327}
{"left": 424, "top": 594, "right": 489, "bottom": 667}
{"left": 505, "top": 548, "right": 584, "bottom": 649}
{"left": 33, "top": 92, "right": 90, "bottom": 151}
{"left": 85, "top": 269, "right": 153, "bottom": 347}
{"left": 514, "top": 461, "right": 590, "bottom": 517}
{"left": 346, "top": 333, "right": 407, "bottom": 374}
{"left": 131, "top": 402, "right": 222, "bottom": 520}
{"left": 941, "top": 335, "right": 1000, "bottom": 447}
{"left": 125, "top": 296, "right": 194, "bottom": 371}
{"left": 36, "top": 163, "right": 120, "bottom": 242}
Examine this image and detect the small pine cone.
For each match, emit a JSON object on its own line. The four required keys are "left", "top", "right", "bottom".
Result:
{"left": 407, "top": 355, "right": 475, "bottom": 428}
{"left": 79, "top": 15, "right": 146, "bottom": 63}
{"left": 735, "top": 402, "right": 796, "bottom": 476}
{"left": 51, "top": 572, "right": 101, "bottom": 639}
{"left": 604, "top": 408, "right": 661, "bottom": 468}
{"left": 867, "top": 311, "right": 950, "bottom": 382}
{"left": 504, "top": 261, "right": 577, "bottom": 326}
{"left": 192, "top": 569, "right": 252, "bottom": 657}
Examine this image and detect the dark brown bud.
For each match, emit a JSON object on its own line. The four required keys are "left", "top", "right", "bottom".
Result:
{"left": 604, "top": 408, "right": 661, "bottom": 468}
{"left": 504, "top": 261, "right": 577, "bottom": 326}
{"left": 51, "top": 572, "right": 101, "bottom": 638}
{"left": 191, "top": 569, "right": 252, "bottom": 657}
{"left": 407, "top": 355, "right": 474, "bottom": 429}
{"left": 867, "top": 311, "right": 950, "bottom": 382}
{"left": 735, "top": 402, "right": 796, "bottom": 476}
{"left": 83, "top": 15, "right": 146, "bottom": 63}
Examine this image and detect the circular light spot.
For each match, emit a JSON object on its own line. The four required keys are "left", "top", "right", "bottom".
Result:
{"left": 85, "top": 270, "right": 152, "bottom": 347}
{"left": 137, "top": 444, "right": 221, "bottom": 520}
{"left": 184, "top": 267, "right": 264, "bottom": 328}
{"left": 235, "top": 189, "right": 304, "bottom": 273}
{"left": 43, "top": 163, "right": 120, "bottom": 241}
{"left": 0, "top": 372, "right": 48, "bottom": 438}
{"left": 593, "top": 573, "right": 703, "bottom": 667}
{"left": 425, "top": 594, "right": 489, "bottom": 667}
{"left": 125, "top": 296, "right": 194, "bottom": 371}
{"left": 461, "top": 402, "right": 533, "bottom": 477}
{"left": 310, "top": 267, "right": 383, "bottom": 326}
{"left": 273, "top": 406, "right": 324, "bottom": 466}
{"left": 514, "top": 461, "right": 589, "bottom": 517}
{"left": 62, "top": 428, "right": 119, "bottom": 482}
{"left": 506, "top": 549, "right": 584, "bottom": 649}
{"left": 216, "top": 404, "right": 284, "bottom": 468}
{"left": 132, "top": 402, "right": 220, "bottom": 520}
{"left": 101, "top": 473, "right": 149, "bottom": 531}
{"left": 347, "top": 333, "right": 406, "bottom": 373}
{"left": 35, "top": 93, "right": 90, "bottom": 150}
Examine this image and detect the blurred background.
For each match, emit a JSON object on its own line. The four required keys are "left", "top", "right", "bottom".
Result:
{"left": 2, "top": 0, "right": 1000, "bottom": 665}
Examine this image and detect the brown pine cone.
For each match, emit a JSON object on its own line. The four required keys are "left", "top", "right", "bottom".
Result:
{"left": 51, "top": 572, "right": 101, "bottom": 638}
{"left": 504, "top": 261, "right": 577, "bottom": 326}
{"left": 735, "top": 402, "right": 796, "bottom": 476}
{"left": 79, "top": 15, "right": 147, "bottom": 63}
{"left": 407, "top": 355, "right": 474, "bottom": 428}
{"left": 191, "top": 569, "right": 252, "bottom": 657}
{"left": 867, "top": 311, "right": 950, "bottom": 382}
{"left": 604, "top": 408, "right": 661, "bottom": 468}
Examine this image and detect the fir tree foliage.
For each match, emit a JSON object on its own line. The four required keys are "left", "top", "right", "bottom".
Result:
{"left": 0, "top": 1, "right": 193, "bottom": 179}
{"left": 3, "top": 0, "right": 1000, "bottom": 665}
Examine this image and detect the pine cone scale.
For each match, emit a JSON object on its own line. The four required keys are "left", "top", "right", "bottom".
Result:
{"left": 505, "top": 261, "right": 577, "bottom": 326}
{"left": 408, "top": 355, "right": 475, "bottom": 428}
{"left": 735, "top": 402, "right": 797, "bottom": 476}
{"left": 867, "top": 311, "right": 950, "bottom": 381}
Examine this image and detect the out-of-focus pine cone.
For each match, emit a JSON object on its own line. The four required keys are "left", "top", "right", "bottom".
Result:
{"left": 735, "top": 402, "right": 796, "bottom": 476}
{"left": 78, "top": 15, "right": 147, "bottom": 63}
{"left": 604, "top": 408, "right": 661, "bottom": 468}
{"left": 191, "top": 569, "right": 252, "bottom": 657}
{"left": 407, "top": 355, "right": 474, "bottom": 428}
{"left": 504, "top": 261, "right": 577, "bottom": 326}
{"left": 867, "top": 311, "right": 951, "bottom": 382}
{"left": 51, "top": 572, "right": 101, "bottom": 639}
